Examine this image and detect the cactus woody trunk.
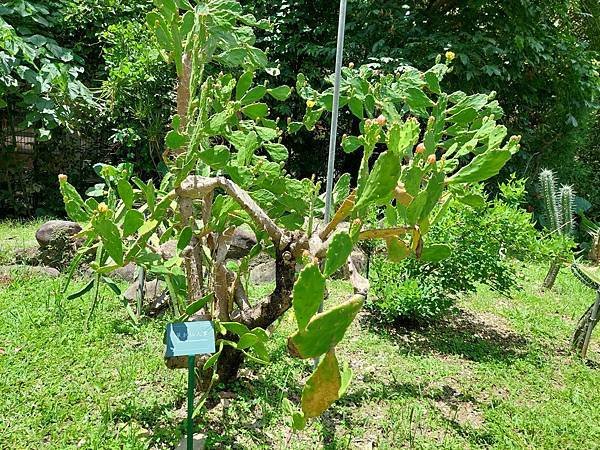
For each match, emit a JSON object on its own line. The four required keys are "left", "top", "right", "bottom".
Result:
{"left": 572, "top": 292, "right": 600, "bottom": 359}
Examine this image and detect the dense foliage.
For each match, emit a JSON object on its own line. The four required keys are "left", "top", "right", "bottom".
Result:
{"left": 367, "top": 179, "right": 550, "bottom": 323}
{"left": 0, "top": 0, "right": 93, "bottom": 137}
{"left": 1, "top": 0, "right": 599, "bottom": 222}
{"left": 242, "top": 0, "right": 600, "bottom": 216}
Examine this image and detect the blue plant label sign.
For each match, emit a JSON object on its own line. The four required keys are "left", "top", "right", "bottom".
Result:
{"left": 165, "top": 321, "right": 216, "bottom": 357}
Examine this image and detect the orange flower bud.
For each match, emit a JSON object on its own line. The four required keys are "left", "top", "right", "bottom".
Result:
{"left": 427, "top": 154, "right": 437, "bottom": 165}
{"left": 415, "top": 143, "right": 425, "bottom": 154}
{"left": 58, "top": 174, "right": 68, "bottom": 183}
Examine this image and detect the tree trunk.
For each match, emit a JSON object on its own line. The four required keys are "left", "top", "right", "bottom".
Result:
{"left": 543, "top": 261, "right": 560, "bottom": 290}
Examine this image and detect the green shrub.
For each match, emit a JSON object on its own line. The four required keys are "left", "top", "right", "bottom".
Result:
{"left": 368, "top": 260, "right": 453, "bottom": 324}
{"left": 367, "top": 178, "right": 542, "bottom": 324}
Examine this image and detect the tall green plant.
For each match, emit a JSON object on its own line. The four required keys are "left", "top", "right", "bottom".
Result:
{"left": 59, "top": 0, "right": 519, "bottom": 430}
{"left": 539, "top": 169, "right": 576, "bottom": 289}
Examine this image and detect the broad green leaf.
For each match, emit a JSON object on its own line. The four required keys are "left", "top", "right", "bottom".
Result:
{"left": 387, "top": 119, "right": 419, "bottom": 156}
{"left": 288, "top": 121, "right": 303, "bottom": 133}
{"left": 421, "top": 172, "right": 445, "bottom": 219}
{"left": 241, "top": 85, "right": 266, "bottom": 104}
{"left": 60, "top": 180, "right": 89, "bottom": 222}
{"left": 405, "top": 87, "right": 434, "bottom": 110}
{"left": 407, "top": 190, "right": 428, "bottom": 226}
{"left": 268, "top": 85, "right": 292, "bottom": 101}
{"left": 241, "top": 103, "right": 268, "bottom": 119}
{"left": 449, "top": 149, "right": 511, "bottom": 184}
{"left": 264, "top": 143, "right": 288, "bottom": 162}
{"left": 387, "top": 238, "right": 410, "bottom": 262}
{"left": 341, "top": 135, "right": 364, "bottom": 153}
{"left": 354, "top": 152, "right": 400, "bottom": 211}
{"left": 93, "top": 216, "right": 123, "bottom": 266}
{"left": 165, "top": 130, "right": 187, "bottom": 149}
{"left": 123, "top": 209, "right": 144, "bottom": 236}
{"left": 456, "top": 193, "right": 486, "bottom": 208}
{"left": 255, "top": 126, "right": 278, "bottom": 141}
{"left": 293, "top": 263, "right": 326, "bottom": 330}
{"left": 424, "top": 71, "right": 441, "bottom": 94}
{"left": 420, "top": 244, "right": 452, "bottom": 262}
{"left": 303, "top": 107, "right": 324, "bottom": 130}
{"left": 177, "top": 226, "right": 192, "bottom": 252}
{"left": 237, "top": 332, "right": 259, "bottom": 350}
{"left": 117, "top": 179, "right": 134, "bottom": 209}
{"left": 301, "top": 350, "right": 341, "bottom": 418}
{"left": 221, "top": 321, "right": 250, "bottom": 336}
{"left": 236, "top": 71, "right": 254, "bottom": 100}
{"left": 203, "top": 347, "right": 222, "bottom": 370}
{"left": 348, "top": 97, "right": 363, "bottom": 118}
{"left": 185, "top": 293, "right": 213, "bottom": 315}
{"left": 288, "top": 295, "right": 364, "bottom": 359}
{"left": 323, "top": 233, "right": 352, "bottom": 277}
{"left": 199, "top": 145, "right": 230, "bottom": 169}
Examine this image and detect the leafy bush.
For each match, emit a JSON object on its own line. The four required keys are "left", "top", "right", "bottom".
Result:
{"left": 368, "top": 178, "right": 541, "bottom": 324}
{"left": 368, "top": 261, "right": 453, "bottom": 324}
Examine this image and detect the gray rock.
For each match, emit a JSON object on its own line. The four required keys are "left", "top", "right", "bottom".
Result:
{"left": 159, "top": 241, "right": 177, "bottom": 260}
{"left": 0, "top": 265, "right": 60, "bottom": 278}
{"left": 250, "top": 259, "right": 276, "bottom": 284}
{"left": 112, "top": 263, "right": 138, "bottom": 282}
{"left": 14, "top": 247, "right": 41, "bottom": 266}
{"left": 123, "top": 279, "right": 170, "bottom": 316}
{"left": 338, "top": 248, "right": 368, "bottom": 279}
{"left": 226, "top": 226, "right": 257, "bottom": 260}
{"left": 351, "top": 249, "right": 368, "bottom": 274}
{"left": 123, "top": 279, "right": 165, "bottom": 302}
{"left": 35, "top": 220, "right": 82, "bottom": 247}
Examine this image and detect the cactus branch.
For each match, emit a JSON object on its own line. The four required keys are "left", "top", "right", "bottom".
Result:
{"left": 539, "top": 169, "right": 561, "bottom": 232}
{"left": 179, "top": 175, "right": 287, "bottom": 248}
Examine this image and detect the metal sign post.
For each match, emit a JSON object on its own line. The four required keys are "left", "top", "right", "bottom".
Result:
{"left": 165, "top": 321, "right": 216, "bottom": 450}
{"left": 315, "top": 0, "right": 348, "bottom": 369}
{"left": 324, "top": 0, "right": 348, "bottom": 225}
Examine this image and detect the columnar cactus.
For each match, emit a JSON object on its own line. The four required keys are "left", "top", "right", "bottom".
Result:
{"left": 571, "top": 264, "right": 600, "bottom": 359}
{"left": 539, "top": 169, "right": 575, "bottom": 289}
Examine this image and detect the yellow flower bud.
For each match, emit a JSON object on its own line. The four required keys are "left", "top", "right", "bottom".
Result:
{"left": 97, "top": 202, "right": 109, "bottom": 213}
{"left": 445, "top": 51, "right": 456, "bottom": 62}
{"left": 348, "top": 62, "right": 355, "bottom": 69}
{"left": 306, "top": 99, "right": 316, "bottom": 108}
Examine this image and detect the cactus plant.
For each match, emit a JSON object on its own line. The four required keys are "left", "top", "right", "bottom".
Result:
{"left": 571, "top": 264, "right": 600, "bottom": 359}
{"left": 539, "top": 169, "right": 575, "bottom": 289}
{"left": 58, "top": 0, "right": 520, "bottom": 430}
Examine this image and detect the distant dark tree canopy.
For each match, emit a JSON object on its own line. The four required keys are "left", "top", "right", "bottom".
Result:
{"left": 0, "top": 0, "right": 599, "bottom": 218}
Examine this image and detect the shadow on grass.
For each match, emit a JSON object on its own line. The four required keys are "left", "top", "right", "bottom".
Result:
{"left": 108, "top": 399, "right": 184, "bottom": 446}
{"left": 363, "top": 307, "right": 530, "bottom": 364}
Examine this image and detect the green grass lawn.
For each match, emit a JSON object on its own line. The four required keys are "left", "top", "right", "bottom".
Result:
{"left": 0, "top": 218, "right": 46, "bottom": 265}
{"left": 1, "top": 227, "right": 599, "bottom": 448}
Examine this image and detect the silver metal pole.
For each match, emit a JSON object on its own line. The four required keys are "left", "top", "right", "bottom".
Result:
{"left": 324, "top": 0, "right": 348, "bottom": 225}
{"left": 315, "top": 0, "right": 347, "bottom": 369}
